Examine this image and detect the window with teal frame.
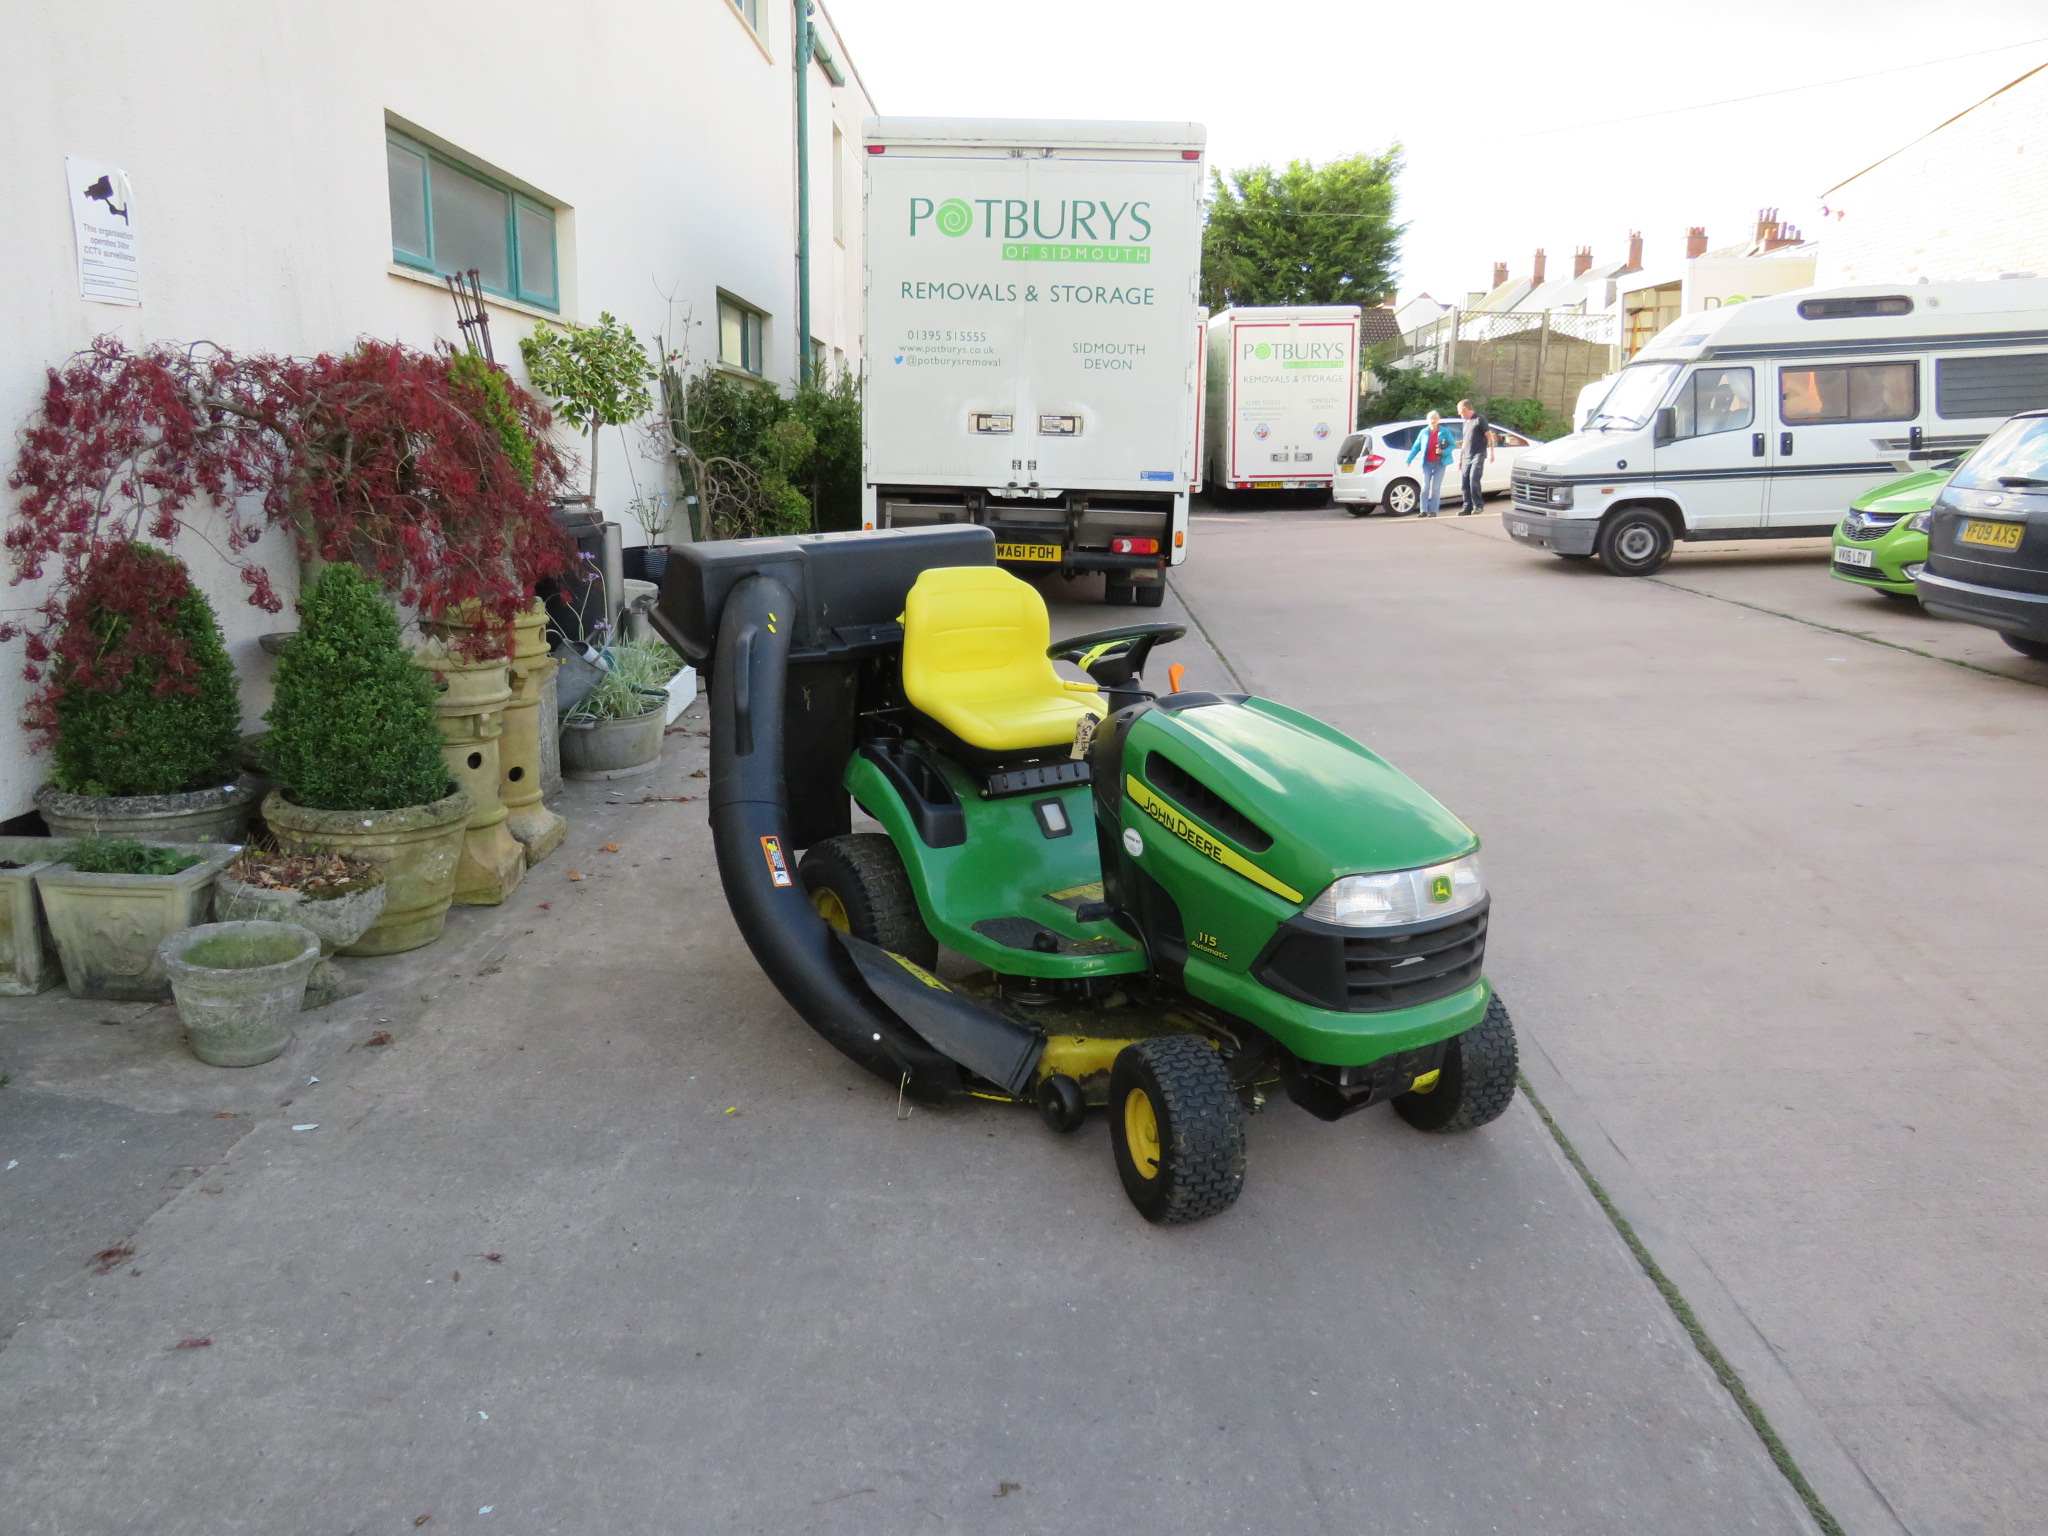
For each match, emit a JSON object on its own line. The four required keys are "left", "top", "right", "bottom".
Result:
{"left": 386, "top": 131, "right": 559, "bottom": 311}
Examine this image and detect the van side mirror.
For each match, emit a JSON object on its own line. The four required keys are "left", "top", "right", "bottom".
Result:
{"left": 1653, "top": 407, "right": 1677, "bottom": 447}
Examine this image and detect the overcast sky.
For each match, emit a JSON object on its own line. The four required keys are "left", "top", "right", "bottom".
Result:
{"left": 827, "top": 0, "right": 2047, "bottom": 303}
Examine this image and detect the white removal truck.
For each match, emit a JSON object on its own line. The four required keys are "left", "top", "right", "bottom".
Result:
{"left": 1204, "top": 306, "right": 1362, "bottom": 498}
{"left": 861, "top": 117, "right": 1206, "bottom": 606}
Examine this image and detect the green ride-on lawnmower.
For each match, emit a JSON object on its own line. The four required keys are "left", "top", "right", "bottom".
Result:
{"left": 654, "top": 525, "right": 1516, "bottom": 1224}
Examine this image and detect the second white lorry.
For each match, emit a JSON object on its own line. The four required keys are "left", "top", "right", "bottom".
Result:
{"left": 861, "top": 117, "right": 1206, "bottom": 606}
{"left": 1204, "top": 306, "right": 1362, "bottom": 500}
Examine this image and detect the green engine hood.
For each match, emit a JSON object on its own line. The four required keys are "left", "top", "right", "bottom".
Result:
{"left": 1852, "top": 466, "right": 1950, "bottom": 514}
{"left": 1130, "top": 697, "right": 1477, "bottom": 901}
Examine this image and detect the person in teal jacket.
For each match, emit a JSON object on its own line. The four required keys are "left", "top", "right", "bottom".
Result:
{"left": 1405, "top": 411, "right": 1460, "bottom": 516}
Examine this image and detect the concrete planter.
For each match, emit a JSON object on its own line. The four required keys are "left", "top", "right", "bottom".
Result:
{"left": 35, "top": 780, "right": 260, "bottom": 846}
{"left": 213, "top": 871, "right": 387, "bottom": 1008}
{"left": 0, "top": 836, "right": 75, "bottom": 995}
{"left": 262, "top": 788, "right": 471, "bottom": 956}
{"left": 561, "top": 705, "right": 665, "bottom": 781}
{"left": 159, "top": 921, "right": 321, "bottom": 1067}
{"left": 34, "top": 844, "right": 242, "bottom": 1001}
{"left": 499, "top": 602, "right": 566, "bottom": 866}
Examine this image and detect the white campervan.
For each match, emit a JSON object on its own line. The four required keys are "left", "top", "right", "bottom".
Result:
{"left": 1502, "top": 278, "right": 2048, "bottom": 574}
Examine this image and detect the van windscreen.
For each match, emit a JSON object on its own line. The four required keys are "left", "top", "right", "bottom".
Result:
{"left": 1585, "top": 363, "right": 1680, "bottom": 430}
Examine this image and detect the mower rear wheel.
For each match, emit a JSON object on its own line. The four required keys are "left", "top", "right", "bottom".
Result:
{"left": 798, "top": 834, "right": 938, "bottom": 969}
{"left": 1108, "top": 1037, "right": 1245, "bottom": 1224}
{"left": 1393, "top": 994, "right": 1519, "bottom": 1133}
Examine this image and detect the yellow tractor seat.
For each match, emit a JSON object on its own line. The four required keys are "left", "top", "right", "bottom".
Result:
{"left": 901, "top": 566, "right": 1105, "bottom": 754}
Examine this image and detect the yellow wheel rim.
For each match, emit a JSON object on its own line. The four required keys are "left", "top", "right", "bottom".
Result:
{"left": 811, "top": 887, "right": 851, "bottom": 933}
{"left": 1123, "top": 1088, "right": 1161, "bottom": 1180}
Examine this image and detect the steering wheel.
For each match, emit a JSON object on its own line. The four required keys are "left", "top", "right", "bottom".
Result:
{"left": 1047, "top": 621, "right": 1186, "bottom": 690}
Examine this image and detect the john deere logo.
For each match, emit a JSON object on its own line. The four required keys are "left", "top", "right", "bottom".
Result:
{"left": 934, "top": 198, "right": 973, "bottom": 237}
{"left": 1430, "top": 875, "right": 1454, "bottom": 904}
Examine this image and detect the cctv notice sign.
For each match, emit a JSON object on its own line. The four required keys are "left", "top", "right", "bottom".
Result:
{"left": 66, "top": 157, "right": 139, "bottom": 306}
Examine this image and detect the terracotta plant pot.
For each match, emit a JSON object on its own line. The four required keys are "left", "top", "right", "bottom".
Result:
{"left": 160, "top": 921, "right": 321, "bottom": 1067}
{"left": 35, "top": 780, "right": 260, "bottom": 846}
{"left": 561, "top": 705, "right": 666, "bottom": 780}
{"left": 262, "top": 788, "right": 471, "bottom": 956}
{"left": 34, "top": 843, "right": 242, "bottom": 1001}
{"left": 0, "top": 835, "right": 76, "bottom": 995}
{"left": 212, "top": 871, "right": 387, "bottom": 1008}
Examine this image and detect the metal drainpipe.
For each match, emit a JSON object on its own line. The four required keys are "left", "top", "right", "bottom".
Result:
{"left": 794, "top": 0, "right": 813, "bottom": 387}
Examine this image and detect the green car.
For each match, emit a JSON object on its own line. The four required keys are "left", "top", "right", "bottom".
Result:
{"left": 1831, "top": 458, "right": 1964, "bottom": 597}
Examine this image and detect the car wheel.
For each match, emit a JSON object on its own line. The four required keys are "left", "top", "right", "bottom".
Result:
{"left": 1383, "top": 479, "right": 1420, "bottom": 516}
{"left": 1596, "top": 507, "right": 1674, "bottom": 576}
{"left": 2001, "top": 633, "right": 2048, "bottom": 661}
{"left": 1345, "top": 503, "right": 1375, "bottom": 519}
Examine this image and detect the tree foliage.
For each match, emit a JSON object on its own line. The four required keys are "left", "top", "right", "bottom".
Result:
{"left": 47, "top": 543, "right": 241, "bottom": 796}
{"left": 655, "top": 361, "right": 862, "bottom": 540}
{"left": 264, "top": 564, "right": 449, "bottom": 813}
{"left": 1202, "top": 150, "right": 1404, "bottom": 311}
{"left": 518, "top": 313, "right": 655, "bottom": 437}
{"left": 1359, "top": 366, "right": 1563, "bottom": 439}
{"left": 3, "top": 335, "right": 572, "bottom": 734}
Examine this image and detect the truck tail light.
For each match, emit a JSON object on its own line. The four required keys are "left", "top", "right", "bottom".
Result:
{"left": 1111, "top": 537, "right": 1159, "bottom": 555}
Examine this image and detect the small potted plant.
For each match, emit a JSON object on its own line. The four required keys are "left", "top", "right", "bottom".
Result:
{"left": 0, "top": 835, "right": 75, "bottom": 995}
{"left": 560, "top": 639, "right": 679, "bottom": 780}
{"left": 261, "top": 565, "right": 469, "bottom": 956}
{"left": 213, "top": 847, "right": 387, "bottom": 1007}
{"left": 35, "top": 835, "right": 240, "bottom": 1001}
{"left": 159, "top": 920, "right": 321, "bottom": 1067}
{"left": 31, "top": 544, "right": 257, "bottom": 845}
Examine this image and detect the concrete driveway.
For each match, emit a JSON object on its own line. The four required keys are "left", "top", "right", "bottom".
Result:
{"left": 11, "top": 507, "right": 2027, "bottom": 1532}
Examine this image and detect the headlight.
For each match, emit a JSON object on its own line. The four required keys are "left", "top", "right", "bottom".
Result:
{"left": 1906, "top": 510, "right": 1931, "bottom": 533}
{"left": 1551, "top": 485, "right": 1574, "bottom": 509}
{"left": 1303, "top": 853, "right": 1485, "bottom": 927}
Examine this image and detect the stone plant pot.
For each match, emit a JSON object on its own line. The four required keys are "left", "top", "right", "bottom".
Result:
{"left": 561, "top": 706, "right": 666, "bottom": 781}
{"left": 159, "top": 921, "right": 321, "bottom": 1067}
{"left": 35, "top": 780, "right": 261, "bottom": 846}
{"left": 262, "top": 788, "right": 471, "bottom": 957}
{"left": 213, "top": 872, "right": 387, "bottom": 1009}
{"left": 34, "top": 844, "right": 242, "bottom": 1001}
{"left": 0, "top": 835, "right": 75, "bottom": 995}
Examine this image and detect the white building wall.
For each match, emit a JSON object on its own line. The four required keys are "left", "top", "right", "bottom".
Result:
{"left": 1818, "top": 65, "right": 2048, "bottom": 286}
{"left": 0, "top": 0, "right": 873, "bottom": 821}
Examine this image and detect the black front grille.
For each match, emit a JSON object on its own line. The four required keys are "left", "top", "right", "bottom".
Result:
{"left": 1255, "top": 904, "right": 1488, "bottom": 1014}
{"left": 1833, "top": 560, "right": 1890, "bottom": 582}
{"left": 1840, "top": 510, "right": 1901, "bottom": 542}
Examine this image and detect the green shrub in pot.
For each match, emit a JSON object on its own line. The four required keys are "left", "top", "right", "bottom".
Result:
{"left": 33, "top": 544, "right": 258, "bottom": 844}
{"left": 260, "top": 565, "right": 469, "bottom": 954}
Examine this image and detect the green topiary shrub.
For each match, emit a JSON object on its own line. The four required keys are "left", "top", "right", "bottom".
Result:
{"left": 265, "top": 564, "right": 449, "bottom": 812}
{"left": 48, "top": 544, "right": 242, "bottom": 798}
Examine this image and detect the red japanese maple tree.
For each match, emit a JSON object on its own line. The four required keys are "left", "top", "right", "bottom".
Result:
{"left": 3, "top": 335, "right": 574, "bottom": 745}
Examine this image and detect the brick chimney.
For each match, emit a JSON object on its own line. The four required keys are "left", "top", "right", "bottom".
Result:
{"left": 1531, "top": 248, "right": 1547, "bottom": 285}
{"left": 1573, "top": 246, "right": 1593, "bottom": 277}
{"left": 1765, "top": 220, "right": 1804, "bottom": 252}
{"left": 1685, "top": 226, "right": 1708, "bottom": 259}
{"left": 1623, "top": 231, "right": 1643, "bottom": 273}
{"left": 1754, "top": 208, "right": 1779, "bottom": 248}
{"left": 1491, "top": 261, "right": 1508, "bottom": 289}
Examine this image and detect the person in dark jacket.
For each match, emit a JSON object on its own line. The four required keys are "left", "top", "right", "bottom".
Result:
{"left": 1456, "top": 398, "right": 1493, "bottom": 515}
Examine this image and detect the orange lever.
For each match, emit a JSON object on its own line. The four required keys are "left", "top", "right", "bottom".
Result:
{"left": 1167, "top": 663, "right": 1185, "bottom": 694}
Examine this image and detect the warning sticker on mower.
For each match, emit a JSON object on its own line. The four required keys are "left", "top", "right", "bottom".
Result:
{"left": 760, "top": 836, "right": 793, "bottom": 887}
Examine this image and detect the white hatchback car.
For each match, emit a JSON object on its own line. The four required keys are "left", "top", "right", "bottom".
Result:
{"left": 1333, "top": 418, "right": 1541, "bottom": 516}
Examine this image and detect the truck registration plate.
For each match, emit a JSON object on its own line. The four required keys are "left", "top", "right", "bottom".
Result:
{"left": 1960, "top": 519, "right": 2024, "bottom": 550}
{"left": 995, "top": 542, "right": 1061, "bottom": 563}
{"left": 1251, "top": 481, "right": 1284, "bottom": 490}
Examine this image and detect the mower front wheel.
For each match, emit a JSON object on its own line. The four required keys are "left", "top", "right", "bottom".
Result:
{"left": 1393, "top": 994, "right": 1519, "bottom": 1134}
{"left": 797, "top": 834, "right": 938, "bottom": 969}
{"left": 1108, "top": 1037, "right": 1245, "bottom": 1224}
